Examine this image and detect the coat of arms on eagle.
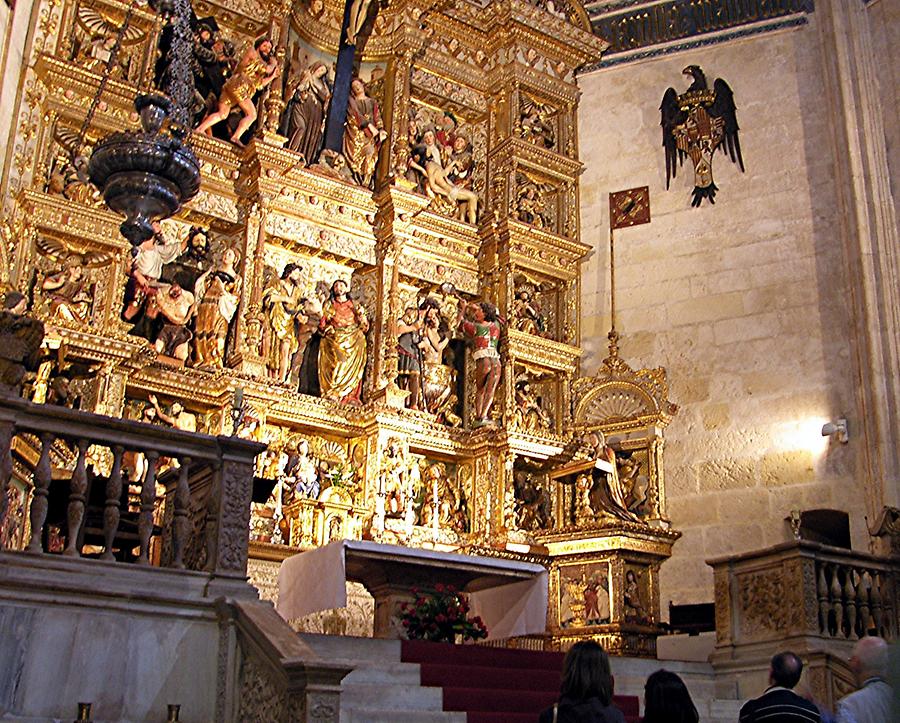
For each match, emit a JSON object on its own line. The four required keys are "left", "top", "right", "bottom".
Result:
{"left": 660, "top": 65, "right": 744, "bottom": 207}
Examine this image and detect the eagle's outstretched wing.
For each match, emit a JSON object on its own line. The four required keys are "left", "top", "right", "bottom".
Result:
{"left": 660, "top": 87, "right": 686, "bottom": 189}
{"left": 709, "top": 78, "right": 744, "bottom": 173}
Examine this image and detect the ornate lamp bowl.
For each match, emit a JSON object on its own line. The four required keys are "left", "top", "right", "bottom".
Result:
{"left": 88, "top": 93, "right": 200, "bottom": 244}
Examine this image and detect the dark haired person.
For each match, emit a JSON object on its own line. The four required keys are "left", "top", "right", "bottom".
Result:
{"left": 740, "top": 651, "right": 821, "bottom": 722}
{"left": 539, "top": 640, "right": 625, "bottom": 723}
{"left": 642, "top": 669, "right": 699, "bottom": 723}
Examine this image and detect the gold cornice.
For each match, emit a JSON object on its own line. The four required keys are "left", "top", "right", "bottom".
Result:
{"left": 539, "top": 528, "right": 680, "bottom": 558}
{"left": 491, "top": 136, "right": 584, "bottom": 180}
{"left": 507, "top": 329, "right": 582, "bottom": 371}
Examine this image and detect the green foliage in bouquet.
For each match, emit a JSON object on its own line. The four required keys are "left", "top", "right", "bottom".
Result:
{"left": 399, "top": 583, "right": 488, "bottom": 643}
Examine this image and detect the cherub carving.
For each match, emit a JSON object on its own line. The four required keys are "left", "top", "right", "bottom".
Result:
{"left": 34, "top": 237, "right": 112, "bottom": 325}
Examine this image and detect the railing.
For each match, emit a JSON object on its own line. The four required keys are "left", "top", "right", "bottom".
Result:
{"left": 709, "top": 540, "right": 898, "bottom": 649}
{"left": 0, "top": 394, "right": 264, "bottom": 579}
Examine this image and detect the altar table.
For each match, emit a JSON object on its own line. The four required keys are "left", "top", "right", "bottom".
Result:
{"left": 276, "top": 540, "right": 548, "bottom": 640}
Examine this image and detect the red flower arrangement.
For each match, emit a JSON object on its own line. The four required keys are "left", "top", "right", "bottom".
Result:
{"left": 399, "top": 583, "right": 488, "bottom": 643}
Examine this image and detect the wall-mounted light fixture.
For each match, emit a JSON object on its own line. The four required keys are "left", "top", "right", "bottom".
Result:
{"left": 821, "top": 418, "right": 849, "bottom": 444}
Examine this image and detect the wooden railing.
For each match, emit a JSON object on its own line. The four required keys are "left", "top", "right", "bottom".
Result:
{"left": 0, "top": 394, "right": 264, "bottom": 579}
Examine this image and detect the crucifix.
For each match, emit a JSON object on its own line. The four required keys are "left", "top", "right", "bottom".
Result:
{"left": 322, "top": 0, "right": 380, "bottom": 153}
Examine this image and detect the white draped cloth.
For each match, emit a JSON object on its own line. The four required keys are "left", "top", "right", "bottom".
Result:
{"left": 276, "top": 540, "right": 548, "bottom": 641}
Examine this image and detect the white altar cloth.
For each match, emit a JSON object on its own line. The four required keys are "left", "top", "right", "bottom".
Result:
{"left": 276, "top": 540, "right": 548, "bottom": 641}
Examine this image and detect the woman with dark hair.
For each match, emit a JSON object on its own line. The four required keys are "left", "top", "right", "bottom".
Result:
{"left": 539, "top": 641, "right": 625, "bottom": 723}
{"left": 641, "top": 669, "right": 699, "bottom": 723}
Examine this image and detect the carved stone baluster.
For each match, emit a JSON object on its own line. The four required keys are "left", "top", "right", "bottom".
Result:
{"left": 817, "top": 563, "right": 829, "bottom": 634}
{"left": 26, "top": 433, "right": 54, "bottom": 553}
{"left": 171, "top": 456, "right": 191, "bottom": 569}
{"left": 844, "top": 568, "right": 857, "bottom": 638}
{"left": 63, "top": 439, "right": 90, "bottom": 557}
{"left": 870, "top": 572, "right": 883, "bottom": 636}
{"left": 204, "top": 462, "right": 222, "bottom": 572}
{"left": 138, "top": 451, "right": 159, "bottom": 565}
{"left": 101, "top": 445, "right": 125, "bottom": 561}
{"left": 857, "top": 570, "right": 872, "bottom": 636}
{"left": 830, "top": 565, "right": 844, "bottom": 637}
{"left": 0, "top": 421, "right": 13, "bottom": 531}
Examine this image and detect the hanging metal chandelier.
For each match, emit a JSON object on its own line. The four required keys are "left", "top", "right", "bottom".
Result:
{"left": 87, "top": 0, "right": 200, "bottom": 244}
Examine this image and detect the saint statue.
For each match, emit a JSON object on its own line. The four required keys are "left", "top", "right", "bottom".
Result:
{"left": 280, "top": 61, "right": 331, "bottom": 164}
{"left": 40, "top": 254, "right": 93, "bottom": 324}
{"left": 396, "top": 306, "right": 424, "bottom": 410}
{"left": 318, "top": 279, "right": 368, "bottom": 404}
{"left": 263, "top": 263, "right": 305, "bottom": 384}
{"left": 585, "top": 431, "right": 643, "bottom": 524}
{"left": 193, "top": 247, "right": 242, "bottom": 369}
{"left": 343, "top": 77, "right": 386, "bottom": 188}
{"left": 195, "top": 37, "right": 281, "bottom": 146}
{"left": 148, "top": 282, "right": 194, "bottom": 362}
{"left": 457, "top": 300, "right": 502, "bottom": 427}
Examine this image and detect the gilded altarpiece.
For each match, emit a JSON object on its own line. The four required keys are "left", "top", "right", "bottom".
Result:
{"left": 0, "top": 0, "right": 682, "bottom": 654}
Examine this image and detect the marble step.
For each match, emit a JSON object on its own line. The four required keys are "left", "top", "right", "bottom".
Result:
{"left": 299, "top": 632, "right": 401, "bottom": 662}
{"left": 340, "top": 681, "right": 444, "bottom": 711}
{"left": 342, "top": 709, "right": 466, "bottom": 723}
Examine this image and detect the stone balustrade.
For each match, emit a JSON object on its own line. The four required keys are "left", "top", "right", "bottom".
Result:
{"left": 0, "top": 394, "right": 265, "bottom": 582}
{"left": 708, "top": 540, "right": 898, "bottom": 706}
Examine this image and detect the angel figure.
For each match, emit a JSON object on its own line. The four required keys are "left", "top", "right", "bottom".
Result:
{"left": 279, "top": 60, "right": 331, "bottom": 164}
{"left": 511, "top": 288, "right": 547, "bottom": 336}
{"left": 74, "top": 5, "right": 145, "bottom": 81}
{"left": 36, "top": 238, "right": 111, "bottom": 325}
{"left": 193, "top": 246, "right": 242, "bottom": 369}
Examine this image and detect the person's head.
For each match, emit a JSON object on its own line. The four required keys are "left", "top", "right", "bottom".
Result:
{"left": 351, "top": 78, "right": 365, "bottom": 97}
{"left": 255, "top": 36, "right": 273, "bottom": 59}
{"left": 402, "top": 306, "right": 417, "bottom": 325}
{"left": 559, "top": 640, "right": 613, "bottom": 704}
{"left": 479, "top": 301, "right": 498, "bottom": 323}
{"left": 331, "top": 279, "right": 348, "bottom": 298}
{"left": 441, "top": 111, "right": 457, "bottom": 132}
{"left": 769, "top": 651, "right": 803, "bottom": 689}
{"left": 142, "top": 404, "right": 157, "bottom": 422}
{"left": 849, "top": 636, "right": 888, "bottom": 684}
{"left": 168, "top": 283, "right": 183, "bottom": 299}
{"left": 188, "top": 226, "right": 209, "bottom": 257}
{"left": 643, "top": 670, "right": 699, "bottom": 723}
{"left": 453, "top": 133, "right": 469, "bottom": 152}
{"left": 170, "top": 401, "right": 184, "bottom": 416}
{"left": 310, "top": 60, "right": 327, "bottom": 78}
{"left": 64, "top": 254, "right": 84, "bottom": 278}
{"left": 422, "top": 129, "right": 436, "bottom": 146}
{"left": 3, "top": 291, "right": 27, "bottom": 315}
{"left": 222, "top": 247, "right": 238, "bottom": 267}
{"left": 282, "top": 262, "right": 302, "bottom": 282}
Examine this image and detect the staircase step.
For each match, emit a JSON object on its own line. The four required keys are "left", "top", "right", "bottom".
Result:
{"left": 420, "top": 662, "right": 561, "bottom": 691}
{"left": 344, "top": 661, "right": 423, "bottom": 685}
{"left": 443, "top": 686, "right": 553, "bottom": 713}
{"left": 467, "top": 714, "right": 545, "bottom": 723}
{"left": 343, "top": 709, "right": 466, "bottom": 723}
{"left": 402, "top": 639, "right": 566, "bottom": 670}
{"left": 341, "top": 682, "right": 445, "bottom": 711}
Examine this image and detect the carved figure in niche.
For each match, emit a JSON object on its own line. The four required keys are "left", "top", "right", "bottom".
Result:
{"left": 624, "top": 569, "right": 646, "bottom": 622}
{"left": 147, "top": 282, "right": 194, "bottom": 362}
{"left": 193, "top": 247, "right": 241, "bottom": 369}
{"left": 512, "top": 289, "right": 547, "bottom": 336}
{"left": 318, "top": 279, "right": 368, "bottom": 405}
{"left": 262, "top": 263, "right": 304, "bottom": 384}
{"left": 513, "top": 471, "right": 553, "bottom": 531}
{"left": 418, "top": 298, "right": 461, "bottom": 426}
{"left": 73, "top": 5, "right": 144, "bottom": 81}
{"left": 36, "top": 239, "right": 111, "bottom": 324}
{"left": 585, "top": 432, "right": 642, "bottom": 524}
{"left": 396, "top": 306, "right": 424, "bottom": 410}
{"left": 516, "top": 183, "right": 550, "bottom": 229}
{"left": 296, "top": 281, "right": 329, "bottom": 393}
{"left": 520, "top": 100, "right": 555, "bottom": 149}
{"left": 195, "top": 37, "right": 281, "bottom": 146}
{"left": 123, "top": 222, "right": 188, "bottom": 338}
{"left": 0, "top": 292, "right": 44, "bottom": 394}
{"left": 191, "top": 18, "right": 236, "bottom": 122}
{"left": 575, "top": 473, "right": 594, "bottom": 525}
{"left": 408, "top": 128, "right": 479, "bottom": 224}
{"left": 343, "top": 77, "right": 386, "bottom": 188}
{"left": 284, "top": 439, "right": 320, "bottom": 500}
{"left": 435, "top": 111, "right": 457, "bottom": 152}
{"left": 513, "top": 376, "right": 551, "bottom": 432}
{"left": 148, "top": 394, "right": 197, "bottom": 432}
{"left": 457, "top": 300, "right": 502, "bottom": 427}
{"left": 617, "top": 454, "right": 648, "bottom": 516}
{"left": 380, "top": 438, "right": 418, "bottom": 519}
{"left": 280, "top": 61, "right": 331, "bottom": 163}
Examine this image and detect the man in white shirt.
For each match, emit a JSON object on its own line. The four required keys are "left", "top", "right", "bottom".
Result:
{"left": 835, "top": 636, "right": 892, "bottom": 723}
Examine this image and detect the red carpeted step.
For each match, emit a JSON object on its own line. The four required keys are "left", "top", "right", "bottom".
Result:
{"left": 466, "top": 714, "right": 537, "bottom": 723}
{"left": 419, "top": 662, "right": 561, "bottom": 691}
{"left": 443, "top": 686, "right": 553, "bottom": 713}
{"left": 402, "top": 639, "right": 566, "bottom": 669}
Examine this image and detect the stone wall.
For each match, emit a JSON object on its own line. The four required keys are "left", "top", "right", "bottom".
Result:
{"left": 577, "top": 15, "right": 873, "bottom": 607}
